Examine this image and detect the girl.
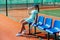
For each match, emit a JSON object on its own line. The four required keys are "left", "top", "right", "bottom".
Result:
{"left": 16, "top": 4, "right": 39, "bottom": 36}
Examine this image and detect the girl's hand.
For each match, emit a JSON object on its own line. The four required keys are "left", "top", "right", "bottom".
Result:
{"left": 28, "top": 7, "right": 33, "bottom": 10}
{"left": 31, "top": 21, "right": 36, "bottom": 26}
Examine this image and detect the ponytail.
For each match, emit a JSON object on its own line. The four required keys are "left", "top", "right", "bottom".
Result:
{"left": 38, "top": 6, "right": 39, "bottom": 12}
{"left": 34, "top": 5, "right": 39, "bottom": 12}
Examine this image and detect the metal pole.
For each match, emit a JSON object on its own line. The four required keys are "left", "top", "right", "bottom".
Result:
{"left": 27, "top": 0, "right": 28, "bottom": 8}
{"left": 6, "top": 0, "right": 8, "bottom": 16}
{"left": 10, "top": 0, "right": 12, "bottom": 8}
{"left": 54, "top": 0, "right": 56, "bottom": 7}
{"left": 41, "top": 0, "right": 43, "bottom": 6}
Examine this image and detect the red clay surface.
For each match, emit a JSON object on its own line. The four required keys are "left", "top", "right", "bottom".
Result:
{"left": 0, "top": 14, "right": 51, "bottom": 40}
{"left": 0, "top": 7, "right": 60, "bottom": 40}
{"left": 0, "top": 14, "right": 40, "bottom": 40}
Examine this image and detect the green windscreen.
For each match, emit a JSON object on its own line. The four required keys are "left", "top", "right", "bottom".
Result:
{"left": 0, "top": 0, "right": 60, "bottom": 4}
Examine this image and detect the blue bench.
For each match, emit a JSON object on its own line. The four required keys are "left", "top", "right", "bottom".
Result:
{"left": 28, "top": 16, "right": 60, "bottom": 40}
{"left": 45, "top": 20, "right": 60, "bottom": 40}
{"left": 33, "top": 18, "right": 60, "bottom": 40}
{"left": 37, "top": 18, "right": 52, "bottom": 30}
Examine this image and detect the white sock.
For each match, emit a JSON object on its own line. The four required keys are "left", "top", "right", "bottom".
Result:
{"left": 22, "top": 30, "right": 26, "bottom": 34}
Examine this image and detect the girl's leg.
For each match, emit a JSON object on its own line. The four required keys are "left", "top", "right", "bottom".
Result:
{"left": 21, "top": 22, "right": 33, "bottom": 34}
{"left": 16, "top": 21, "right": 28, "bottom": 36}
{"left": 20, "top": 21, "right": 28, "bottom": 33}
{"left": 19, "top": 19, "right": 25, "bottom": 23}
{"left": 20, "top": 18, "right": 28, "bottom": 23}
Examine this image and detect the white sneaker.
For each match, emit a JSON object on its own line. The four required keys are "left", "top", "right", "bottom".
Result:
{"left": 16, "top": 33, "right": 23, "bottom": 36}
{"left": 16, "top": 30, "right": 26, "bottom": 37}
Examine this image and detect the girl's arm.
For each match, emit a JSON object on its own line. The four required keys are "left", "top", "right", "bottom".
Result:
{"left": 31, "top": 13, "right": 38, "bottom": 26}
{"left": 35, "top": 13, "right": 38, "bottom": 23}
{"left": 28, "top": 8, "right": 32, "bottom": 15}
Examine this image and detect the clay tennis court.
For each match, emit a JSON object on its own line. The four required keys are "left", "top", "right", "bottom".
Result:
{"left": 0, "top": 6, "right": 60, "bottom": 40}
{"left": 0, "top": 0, "right": 60, "bottom": 40}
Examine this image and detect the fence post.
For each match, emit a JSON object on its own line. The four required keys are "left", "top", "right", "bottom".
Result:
{"left": 6, "top": 0, "right": 8, "bottom": 16}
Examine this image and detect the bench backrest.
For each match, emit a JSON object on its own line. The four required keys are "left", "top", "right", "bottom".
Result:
{"left": 45, "top": 18, "right": 52, "bottom": 28}
{"left": 37, "top": 16, "right": 44, "bottom": 25}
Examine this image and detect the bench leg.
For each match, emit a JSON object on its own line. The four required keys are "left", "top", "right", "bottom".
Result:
{"left": 54, "top": 33, "right": 58, "bottom": 40}
{"left": 47, "top": 33, "right": 50, "bottom": 40}
{"left": 34, "top": 26, "right": 36, "bottom": 34}
{"left": 29, "top": 24, "right": 31, "bottom": 35}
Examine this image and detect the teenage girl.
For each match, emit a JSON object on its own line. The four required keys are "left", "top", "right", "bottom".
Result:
{"left": 16, "top": 4, "right": 39, "bottom": 36}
